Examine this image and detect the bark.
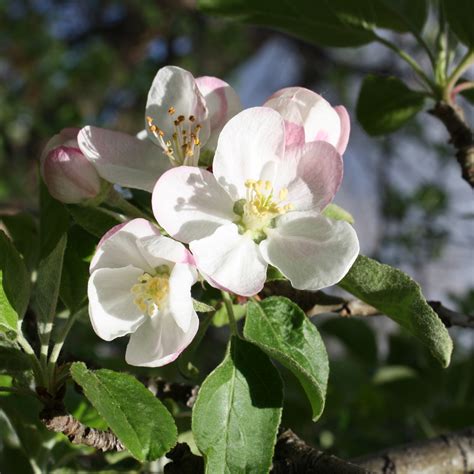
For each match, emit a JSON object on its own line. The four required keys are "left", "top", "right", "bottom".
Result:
{"left": 353, "top": 426, "right": 474, "bottom": 474}
{"left": 429, "top": 101, "right": 474, "bottom": 187}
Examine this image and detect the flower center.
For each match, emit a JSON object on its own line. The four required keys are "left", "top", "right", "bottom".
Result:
{"left": 146, "top": 107, "right": 202, "bottom": 167}
{"left": 234, "top": 179, "right": 293, "bottom": 241}
{"left": 130, "top": 266, "right": 170, "bottom": 317}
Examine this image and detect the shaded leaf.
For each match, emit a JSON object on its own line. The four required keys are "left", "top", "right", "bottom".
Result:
{"left": 0, "top": 231, "right": 31, "bottom": 336}
{"left": 443, "top": 0, "right": 474, "bottom": 47}
{"left": 35, "top": 233, "right": 67, "bottom": 324}
{"left": 70, "top": 363, "right": 177, "bottom": 462}
{"left": 67, "top": 205, "right": 122, "bottom": 239}
{"left": 357, "top": 75, "right": 425, "bottom": 135}
{"left": 338, "top": 255, "right": 453, "bottom": 367}
{"left": 244, "top": 297, "right": 328, "bottom": 421}
{"left": 192, "top": 337, "right": 282, "bottom": 473}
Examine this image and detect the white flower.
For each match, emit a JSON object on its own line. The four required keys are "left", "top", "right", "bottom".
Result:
{"left": 78, "top": 66, "right": 241, "bottom": 192}
{"left": 152, "top": 107, "right": 359, "bottom": 297}
{"left": 88, "top": 218, "right": 199, "bottom": 367}
{"left": 264, "top": 87, "right": 351, "bottom": 153}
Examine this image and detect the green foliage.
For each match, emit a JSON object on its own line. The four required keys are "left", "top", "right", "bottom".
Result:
{"left": 244, "top": 297, "right": 328, "bottom": 421}
{"left": 192, "top": 337, "right": 282, "bottom": 473}
{"left": 34, "top": 233, "right": 67, "bottom": 324}
{"left": 357, "top": 75, "right": 426, "bottom": 135}
{"left": 192, "top": 299, "right": 216, "bottom": 313}
{"left": 198, "top": 0, "right": 427, "bottom": 47}
{"left": 339, "top": 255, "right": 453, "bottom": 367}
{"left": 322, "top": 203, "right": 355, "bottom": 224}
{"left": 0, "top": 231, "right": 31, "bottom": 336}
{"left": 0, "top": 213, "right": 39, "bottom": 270}
{"left": 67, "top": 205, "right": 122, "bottom": 239}
{"left": 212, "top": 302, "right": 246, "bottom": 327}
{"left": 70, "top": 363, "right": 177, "bottom": 462}
{"left": 443, "top": 0, "right": 474, "bottom": 47}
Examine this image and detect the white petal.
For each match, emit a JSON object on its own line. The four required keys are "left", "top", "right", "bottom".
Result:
{"left": 264, "top": 87, "right": 341, "bottom": 149}
{"left": 167, "top": 263, "right": 198, "bottom": 332}
{"left": 136, "top": 234, "right": 193, "bottom": 268}
{"left": 145, "top": 65, "right": 210, "bottom": 147}
{"left": 260, "top": 211, "right": 359, "bottom": 291}
{"left": 125, "top": 306, "right": 199, "bottom": 367}
{"left": 196, "top": 76, "right": 241, "bottom": 151}
{"left": 190, "top": 224, "right": 267, "bottom": 297}
{"left": 213, "top": 107, "right": 285, "bottom": 200}
{"left": 88, "top": 266, "right": 147, "bottom": 341}
{"left": 152, "top": 166, "right": 235, "bottom": 243}
{"left": 91, "top": 218, "right": 160, "bottom": 273}
{"left": 273, "top": 141, "right": 343, "bottom": 212}
{"left": 78, "top": 126, "right": 171, "bottom": 192}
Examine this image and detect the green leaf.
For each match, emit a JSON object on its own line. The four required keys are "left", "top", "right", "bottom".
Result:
{"left": 212, "top": 303, "right": 246, "bottom": 327}
{"left": 0, "top": 231, "right": 31, "bottom": 336}
{"left": 60, "top": 226, "right": 96, "bottom": 312}
{"left": 0, "top": 345, "right": 32, "bottom": 372}
{"left": 338, "top": 255, "right": 453, "bottom": 367}
{"left": 198, "top": 0, "right": 377, "bottom": 47}
{"left": 192, "top": 337, "right": 282, "bottom": 473}
{"left": 198, "top": 0, "right": 428, "bottom": 48}
{"left": 192, "top": 299, "right": 215, "bottom": 313}
{"left": 70, "top": 363, "right": 177, "bottom": 461}
{"left": 443, "top": 0, "right": 474, "bottom": 47}
{"left": 35, "top": 233, "right": 67, "bottom": 324}
{"left": 67, "top": 205, "right": 122, "bottom": 239}
{"left": 357, "top": 75, "right": 425, "bottom": 135}
{"left": 266, "top": 265, "right": 286, "bottom": 282}
{"left": 244, "top": 297, "right": 328, "bottom": 421}
{"left": 322, "top": 203, "right": 355, "bottom": 224}
{"left": 0, "top": 213, "right": 39, "bottom": 270}
{"left": 39, "top": 181, "right": 70, "bottom": 258}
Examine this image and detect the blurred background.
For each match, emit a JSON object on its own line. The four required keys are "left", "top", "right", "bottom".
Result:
{"left": 0, "top": 0, "right": 473, "bottom": 470}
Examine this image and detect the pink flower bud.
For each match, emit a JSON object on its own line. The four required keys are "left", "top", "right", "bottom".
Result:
{"left": 41, "top": 130, "right": 101, "bottom": 204}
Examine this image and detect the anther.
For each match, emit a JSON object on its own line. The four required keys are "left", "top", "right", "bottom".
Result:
{"left": 168, "top": 107, "right": 176, "bottom": 115}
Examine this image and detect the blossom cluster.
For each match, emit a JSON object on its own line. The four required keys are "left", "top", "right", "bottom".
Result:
{"left": 41, "top": 66, "right": 359, "bottom": 367}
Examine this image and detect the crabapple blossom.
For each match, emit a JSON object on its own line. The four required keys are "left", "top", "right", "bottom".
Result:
{"left": 153, "top": 107, "right": 359, "bottom": 297}
{"left": 40, "top": 128, "right": 102, "bottom": 204}
{"left": 78, "top": 66, "right": 240, "bottom": 192}
{"left": 264, "top": 87, "right": 350, "bottom": 153}
{"left": 88, "top": 218, "right": 199, "bottom": 367}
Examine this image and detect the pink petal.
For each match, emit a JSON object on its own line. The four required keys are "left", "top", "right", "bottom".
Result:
{"left": 334, "top": 105, "right": 350, "bottom": 154}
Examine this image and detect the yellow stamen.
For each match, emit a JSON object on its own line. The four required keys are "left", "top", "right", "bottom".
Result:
{"left": 131, "top": 270, "right": 170, "bottom": 317}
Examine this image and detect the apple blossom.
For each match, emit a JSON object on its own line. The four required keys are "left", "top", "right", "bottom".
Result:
{"left": 88, "top": 218, "right": 199, "bottom": 367}
{"left": 40, "top": 128, "right": 102, "bottom": 204}
{"left": 264, "top": 87, "right": 350, "bottom": 154}
{"left": 153, "top": 107, "right": 359, "bottom": 297}
{"left": 78, "top": 66, "right": 240, "bottom": 192}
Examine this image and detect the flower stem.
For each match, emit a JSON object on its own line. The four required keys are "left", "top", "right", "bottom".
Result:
{"left": 47, "top": 307, "right": 85, "bottom": 390}
{"left": 17, "top": 329, "right": 45, "bottom": 387}
{"left": 374, "top": 33, "right": 437, "bottom": 93}
{"left": 221, "top": 291, "right": 239, "bottom": 336}
{"left": 445, "top": 50, "right": 474, "bottom": 102}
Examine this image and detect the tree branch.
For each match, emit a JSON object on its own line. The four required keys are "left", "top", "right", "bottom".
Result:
{"left": 352, "top": 426, "right": 474, "bottom": 473}
{"left": 429, "top": 101, "right": 474, "bottom": 187}
{"left": 271, "top": 428, "right": 370, "bottom": 474}
{"left": 41, "top": 409, "right": 124, "bottom": 452}
{"left": 265, "top": 281, "right": 474, "bottom": 329}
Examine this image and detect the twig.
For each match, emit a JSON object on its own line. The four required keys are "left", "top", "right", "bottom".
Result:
{"left": 271, "top": 428, "right": 369, "bottom": 474}
{"left": 265, "top": 281, "right": 474, "bottom": 329}
{"left": 352, "top": 426, "right": 474, "bottom": 473}
{"left": 429, "top": 101, "right": 474, "bottom": 187}
{"left": 41, "top": 409, "right": 124, "bottom": 452}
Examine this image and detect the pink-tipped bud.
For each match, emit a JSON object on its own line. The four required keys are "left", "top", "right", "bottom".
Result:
{"left": 41, "top": 130, "right": 101, "bottom": 204}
